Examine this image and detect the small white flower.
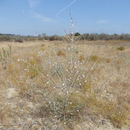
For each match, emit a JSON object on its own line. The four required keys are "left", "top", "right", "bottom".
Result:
{"left": 69, "top": 102, "right": 72, "bottom": 104}
{"left": 82, "top": 74, "right": 85, "bottom": 78}
{"left": 24, "top": 68, "right": 29, "bottom": 72}
{"left": 77, "top": 109, "right": 79, "bottom": 112}
{"left": 68, "top": 48, "right": 71, "bottom": 51}
{"left": 17, "top": 58, "right": 20, "bottom": 62}
{"left": 46, "top": 81, "right": 49, "bottom": 84}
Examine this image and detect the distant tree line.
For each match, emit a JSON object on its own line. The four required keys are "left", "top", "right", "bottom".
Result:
{"left": 0, "top": 34, "right": 37, "bottom": 42}
{"left": 1, "top": 33, "right": 130, "bottom": 42}
{"left": 75, "top": 33, "right": 130, "bottom": 41}
{"left": 38, "top": 33, "right": 130, "bottom": 41}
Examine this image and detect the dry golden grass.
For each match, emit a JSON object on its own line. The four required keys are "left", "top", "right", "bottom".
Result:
{"left": 0, "top": 40, "right": 129, "bottom": 129}
{"left": 57, "top": 50, "right": 66, "bottom": 57}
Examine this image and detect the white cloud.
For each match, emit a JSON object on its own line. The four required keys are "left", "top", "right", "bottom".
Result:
{"left": 56, "top": 0, "right": 78, "bottom": 16}
{"left": 33, "top": 12, "right": 53, "bottom": 22}
{"left": 28, "top": 0, "right": 41, "bottom": 8}
{"left": 28, "top": 0, "right": 54, "bottom": 23}
{"left": 96, "top": 20, "right": 109, "bottom": 24}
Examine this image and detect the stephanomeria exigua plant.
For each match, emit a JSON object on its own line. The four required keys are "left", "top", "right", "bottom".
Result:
{"left": 36, "top": 12, "right": 105, "bottom": 129}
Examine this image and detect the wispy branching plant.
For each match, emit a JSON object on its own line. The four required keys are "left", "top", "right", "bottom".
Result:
{"left": 35, "top": 12, "right": 103, "bottom": 129}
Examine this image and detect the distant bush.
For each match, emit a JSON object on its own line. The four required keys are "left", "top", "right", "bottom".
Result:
{"left": 48, "top": 35, "right": 63, "bottom": 41}
{"left": 75, "top": 32, "right": 80, "bottom": 36}
{"left": 15, "top": 38, "right": 23, "bottom": 43}
{"left": 117, "top": 46, "right": 125, "bottom": 51}
{"left": 90, "top": 55, "right": 100, "bottom": 62}
{"left": 57, "top": 50, "right": 66, "bottom": 57}
{"left": 0, "top": 35, "right": 11, "bottom": 41}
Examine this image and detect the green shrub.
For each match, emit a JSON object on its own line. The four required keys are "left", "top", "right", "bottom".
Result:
{"left": 75, "top": 32, "right": 80, "bottom": 36}
{"left": 117, "top": 46, "right": 125, "bottom": 51}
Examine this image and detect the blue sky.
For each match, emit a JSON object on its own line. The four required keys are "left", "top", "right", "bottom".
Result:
{"left": 0, "top": 0, "right": 130, "bottom": 35}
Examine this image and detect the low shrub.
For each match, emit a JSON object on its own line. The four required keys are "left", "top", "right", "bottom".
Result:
{"left": 57, "top": 50, "right": 66, "bottom": 57}
{"left": 117, "top": 46, "right": 125, "bottom": 51}
{"left": 90, "top": 55, "right": 100, "bottom": 62}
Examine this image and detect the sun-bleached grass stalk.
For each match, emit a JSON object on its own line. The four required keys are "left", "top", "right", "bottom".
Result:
{"left": 37, "top": 13, "right": 100, "bottom": 127}
{"left": 0, "top": 45, "right": 12, "bottom": 69}
{"left": 69, "top": 11, "right": 75, "bottom": 69}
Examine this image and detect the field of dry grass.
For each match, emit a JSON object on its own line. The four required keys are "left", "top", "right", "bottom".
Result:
{"left": 0, "top": 40, "right": 129, "bottom": 130}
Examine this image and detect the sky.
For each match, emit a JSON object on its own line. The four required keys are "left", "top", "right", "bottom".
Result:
{"left": 0, "top": 0, "right": 130, "bottom": 35}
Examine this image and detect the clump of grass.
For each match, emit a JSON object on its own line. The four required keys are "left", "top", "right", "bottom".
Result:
{"left": 28, "top": 65, "right": 40, "bottom": 79}
{"left": 24, "top": 55, "right": 42, "bottom": 79}
{"left": 75, "top": 50, "right": 78, "bottom": 54}
{"left": 41, "top": 44, "right": 45, "bottom": 47}
{"left": 57, "top": 50, "right": 66, "bottom": 57}
{"left": 0, "top": 105, "right": 12, "bottom": 126}
{"left": 105, "top": 58, "right": 111, "bottom": 63}
{"left": 90, "top": 55, "right": 100, "bottom": 62}
{"left": 90, "top": 56, "right": 111, "bottom": 63}
{"left": 79, "top": 55, "right": 84, "bottom": 62}
{"left": 97, "top": 102, "right": 128, "bottom": 128}
{"left": 81, "top": 81, "right": 92, "bottom": 94}
{"left": 41, "top": 44, "right": 45, "bottom": 51}
{"left": 117, "top": 46, "right": 125, "bottom": 51}
{"left": 0, "top": 45, "right": 12, "bottom": 69}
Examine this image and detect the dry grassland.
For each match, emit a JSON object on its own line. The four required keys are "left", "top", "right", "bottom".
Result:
{"left": 0, "top": 40, "right": 129, "bottom": 130}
